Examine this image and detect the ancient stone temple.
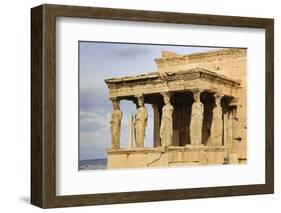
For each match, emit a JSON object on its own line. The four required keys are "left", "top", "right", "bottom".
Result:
{"left": 105, "top": 48, "right": 247, "bottom": 169}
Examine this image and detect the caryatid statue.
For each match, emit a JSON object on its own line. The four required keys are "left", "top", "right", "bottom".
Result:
{"left": 160, "top": 92, "right": 174, "bottom": 147}
{"left": 189, "top": 90, "right": 204, "bottom": 145}
{"left": 210, "top": 94, "right": 223, "bottom": 146}
{"left": 110, "top": 98, "right": 122, "bottom": 149}
{"left": 134, "top": 95, "right": 148, "bottom": 148}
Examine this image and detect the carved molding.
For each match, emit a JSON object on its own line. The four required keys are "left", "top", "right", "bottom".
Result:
{"left": 105, "top": 68, "right": 241, "bottom": 91}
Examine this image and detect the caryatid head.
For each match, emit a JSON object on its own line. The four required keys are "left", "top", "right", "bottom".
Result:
{"left": 193, "top": 90, "right": 202, "bottom": 102}
{"left": 111, "top": 98, "right": 120, "bottom": 110}
{"left": 214, "top": 94, "right": 222, "bottom": 106}
{"left": 136, "top": 95, "right": 144, "bottom": 107}
{"left": 162, "top": 92, "right": 171, "bottom": 105}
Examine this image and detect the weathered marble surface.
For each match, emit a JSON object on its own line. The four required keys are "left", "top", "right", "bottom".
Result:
{"left": 134, "top": 95, "right": 148, "bottom": 148}
{"left": 189, "top": 90, "right": 204, "bottom": 145}
{"left": 209, "top": 94, "right": 223, "bottom": 146}
{"left": 160, "top": 92, "right": 174, "bottom": 147}
{"left": 107, "top": 146, "right": 227, "bottom": 169}
{"left": 104, "top": 68, "right": 240, "bottom": 99}
{"left": 110, "top": 98, "right": 122, "bottom": 149}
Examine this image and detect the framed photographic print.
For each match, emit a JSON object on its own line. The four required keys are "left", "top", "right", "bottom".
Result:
{"left": 31, "top": 4, "right": 274, "bottom": 208}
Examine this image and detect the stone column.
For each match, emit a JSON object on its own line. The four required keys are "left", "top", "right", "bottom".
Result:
{"left": 189, "top": 90, "right": 204, "bottom": 145}
{"left": 225, "top": 111, "right": 234, "bottom": 163}
{"left": 152, "top": 104, "right": 161, "bottom": 147}
{"left": 128, "top": 114, "right": 134, "bottom": 149}
{"left": 110, "top": 98, "right": 122, "bottom": 149}
{"left": 160, "top": 92, "right": 174, "bottom": 147}
{"left": 134, "top": 95, "right": 148, "bottom": 148}
{"left": 223, "top": 111, "right": 228, "bottom": 162}
{"left": 209, "top": 94, "right": 223, "bottom": 146}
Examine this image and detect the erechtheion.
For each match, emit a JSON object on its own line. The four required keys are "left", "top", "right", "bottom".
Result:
{"left": 105, "top": 48, "right": 247, "bottom": 169}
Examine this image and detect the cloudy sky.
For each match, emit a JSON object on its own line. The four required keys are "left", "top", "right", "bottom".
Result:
{"left": 79, "top": 41, "right": 219, "bottom": 160}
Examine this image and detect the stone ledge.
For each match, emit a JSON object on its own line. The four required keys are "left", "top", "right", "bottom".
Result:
{"left": 107, "top": 147, "right": 165, "bottom": 155}
{"left": 107, "top": 145, "right": 225, "bottom": 155}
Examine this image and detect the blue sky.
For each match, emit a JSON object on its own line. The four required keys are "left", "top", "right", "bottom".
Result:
{"left": 79, "top": 41, "right": 220, "bottom": 160}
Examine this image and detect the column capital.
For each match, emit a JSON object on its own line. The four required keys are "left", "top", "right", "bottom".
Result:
{"left": 134, "top": 93, "right": 144, "bottom": 99}
{"left": 191, "top": 89, "right": 203, "bottom": 95}
{"left": 213, "top": 93, "right": 223, "bottom": 107}
{"left": 110, "top": 97, "right": 120, "bottom": 110}
{"left": 161, "top": 92, "right": 172, "bottom": 105}
{"left": 160, "top": 91, "right": 171, "bottom": 97}
{"left": 134, "top": 94, "right": 145, "bottom": 108}
{"left": 191, "top": 89, "right": 203, "bottom": 103}
{"left": 213, "top": 93, "right": 223, "bottom": 99}
{"left": 109, "top": 97, "right": 119, "bottom": 102}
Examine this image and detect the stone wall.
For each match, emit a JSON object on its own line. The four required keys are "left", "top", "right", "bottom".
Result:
{"left": 107, "top": 145, "right": 226, "bottom": 169}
